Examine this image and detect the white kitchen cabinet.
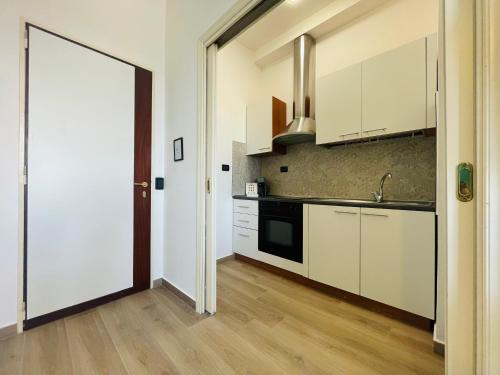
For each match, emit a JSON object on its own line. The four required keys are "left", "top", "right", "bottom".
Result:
{"left": 233, "top": 199, "right": 258, "bottom": 215}
{"left": 246, "top": 96, "right": 272, "bottom": 155}
{"left": 360, "top": 208, "right": 435, "bottom": 319}
{"left": 308, "top": 205, "right": 361, "bottom": 294}
{"left": 362, "top": 38, "right": 427, "bottom": 136}
{"left": 426, "top": 33, "right": 438, "bottom": 128}
{"left": 316, "top": 63, "right": 362, "bottom": 145}
{"left": 233, "top": 226, "right": 258, "bottom": 257}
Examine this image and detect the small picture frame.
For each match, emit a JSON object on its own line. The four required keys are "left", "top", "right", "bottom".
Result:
{"left": 173, "top": 137, "right": 184, "bottom": 162}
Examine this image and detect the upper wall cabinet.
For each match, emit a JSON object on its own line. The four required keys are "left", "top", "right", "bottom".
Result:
{"left": 426, "top": 33, "right": 438, "bottom": 128}
{"left": 316, "top": 63, "right": 362, "bottom": 145}
{"left": 362, "top": 38, "right": 426, "bottom": 136}
{"left": 316, "top": 35, "right": 437, "bottom": 145}
{"left": 246, "top": 96, "right": 286, "bottom": 156}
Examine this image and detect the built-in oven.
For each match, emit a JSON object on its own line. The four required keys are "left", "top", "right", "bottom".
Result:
{"left": 258, "top": 200, "right": 303, "bottom": 263}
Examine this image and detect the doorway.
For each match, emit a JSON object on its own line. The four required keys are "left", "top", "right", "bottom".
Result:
{"left": 23, "top": 24, "right": 152, "bottom": 329}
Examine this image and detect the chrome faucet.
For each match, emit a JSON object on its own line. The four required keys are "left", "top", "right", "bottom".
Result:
{"left": 372, "top": 172, "right": 392, "bottom": 202}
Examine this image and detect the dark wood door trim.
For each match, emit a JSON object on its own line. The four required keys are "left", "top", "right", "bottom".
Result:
{"left": 23, "top": 25, "right": 152, "bottom": 330}
{"left": 133, "top": 67, "right": 152, "bottom": 292}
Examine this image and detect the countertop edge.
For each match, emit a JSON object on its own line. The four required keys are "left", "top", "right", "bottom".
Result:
{"left": 232, "top": 195, "right": 436, "bottom": 212}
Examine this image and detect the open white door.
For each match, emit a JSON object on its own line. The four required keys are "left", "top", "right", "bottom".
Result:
{"left": 25, "top": 26, "right": 137, "bottom": 322}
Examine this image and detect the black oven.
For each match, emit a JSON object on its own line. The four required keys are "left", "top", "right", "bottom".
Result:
{"left": 258, "top": 200, "right": 303, "bottom": 263}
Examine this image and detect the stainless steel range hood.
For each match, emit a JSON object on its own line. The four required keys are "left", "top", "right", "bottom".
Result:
{"left": 273, "top": 34, "right": 316, "bottom": 145}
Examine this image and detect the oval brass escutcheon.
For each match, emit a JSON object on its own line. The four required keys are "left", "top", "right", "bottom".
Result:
{"left": 457, "top": 163, "right": 473, "bottom": 202}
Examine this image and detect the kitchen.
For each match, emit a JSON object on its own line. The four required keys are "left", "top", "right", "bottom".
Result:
{"left": 215, "top": 0, "right": 443, "bottom": 370}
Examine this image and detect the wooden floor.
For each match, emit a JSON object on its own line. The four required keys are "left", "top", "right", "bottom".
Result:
{"left": 0, "top": 259, "right": 444, "bottom": 374}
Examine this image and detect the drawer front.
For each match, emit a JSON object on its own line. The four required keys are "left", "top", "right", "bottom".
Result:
{"left": 233, "top": 226, "right": 258, "bottom": 254}
{"left": 233, "top": 199, "right": 258, "bottom": 215}
{"left": 233, "top": 212, "right": 258, "bottom": 230}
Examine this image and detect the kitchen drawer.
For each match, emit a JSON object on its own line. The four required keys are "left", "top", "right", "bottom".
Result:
{"left": 233, "top": 199, "right": 258, "bottom": 215}
{"left": 233, "top": 212, "right": 258, "bottom": 230}
{"left": 233, "top": 226, "right": 258, "bottom": 255}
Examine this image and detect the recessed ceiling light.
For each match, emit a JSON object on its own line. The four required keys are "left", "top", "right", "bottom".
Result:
{"left": 285, "top": 0, "right": 302, "bottom": 6}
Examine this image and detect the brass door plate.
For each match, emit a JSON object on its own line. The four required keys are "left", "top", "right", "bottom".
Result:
{"left": 457, "top": 163, "right": 473, "bottom": 202}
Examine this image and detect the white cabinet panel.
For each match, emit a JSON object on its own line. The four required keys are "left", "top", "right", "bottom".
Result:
{"left": 309, "top": 205, "right": 361, "bottom": 294}
{"left": 362, "top": 38, "right": 427, "bottom": 136}
{"left": 316, "top": 63, "right": 362, "bottom": 144}
{"left": 233, "top": 212, "right": 258, "bottom": 230}
{"left": 233, "top": 199, "right": 258, "bottom": 215}
{"left": 246, "top": 97, "right": 272, "bottom": 155}
{"left": 233, "top": 226, "right": 258, "bottom": 256}
{"left": 360, "top": 208, "right": 435, "bottom": 319}
{"left": 426, "top": 33, "right": 438, "bottom": 128}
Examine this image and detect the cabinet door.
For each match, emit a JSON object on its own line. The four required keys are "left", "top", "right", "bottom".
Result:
{"left": 316, "top": 64, "right": 362, "bottom": 144}
{"left": 246, "top": 97, "right": 272, "bottom": 155}
{"left": 426, "top": 33, "right": 438, "bottom": 128}
{"left": 360, "top": 208, "right": 435, "bottom": 318}
{"left": 362, "top": 38, "right": 427, "bottom": 136}
{"left": 309, "top": 205, "right": 361, "bottom": 294}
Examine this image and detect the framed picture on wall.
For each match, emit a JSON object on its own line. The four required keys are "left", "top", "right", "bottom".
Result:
{"left": 173, "top": 137, "right": 184, "bottom": 161}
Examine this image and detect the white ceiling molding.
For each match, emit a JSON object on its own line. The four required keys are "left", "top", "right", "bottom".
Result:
{"left": 252, "top": 0, "right": 390, "bottom": 68}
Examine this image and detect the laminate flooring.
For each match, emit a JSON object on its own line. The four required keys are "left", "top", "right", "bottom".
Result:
{"left": 0, "top": 259, "right": 444, "bottom": 374}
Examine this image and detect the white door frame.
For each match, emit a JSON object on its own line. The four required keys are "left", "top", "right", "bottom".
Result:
{"left": 476, "top": 0, "right": 500, "bottom": 373}
{"left": 195, "top": 0, "right": 261, "bottom": 314}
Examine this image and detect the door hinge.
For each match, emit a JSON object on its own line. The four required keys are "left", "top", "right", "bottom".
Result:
{"left": 24, "top": 30, "right": 29, "bottom": 49}
{"left": 23, "top": 165, "right": 27, "bottom": 185}
{"left": 206, "top": 177, "right": 211, "bottom": 194}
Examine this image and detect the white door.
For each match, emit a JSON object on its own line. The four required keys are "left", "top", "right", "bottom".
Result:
{"left": 26, "top": 26, "right": 135, "bottom": 320}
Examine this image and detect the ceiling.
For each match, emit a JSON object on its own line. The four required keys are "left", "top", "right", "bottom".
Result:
{"left": 236, "top": 0, "right": 338, "bottom": 51}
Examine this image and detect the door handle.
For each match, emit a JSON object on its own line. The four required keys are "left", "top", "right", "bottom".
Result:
{"left": 134, "top": 181, "right": 149, "bottom": 188}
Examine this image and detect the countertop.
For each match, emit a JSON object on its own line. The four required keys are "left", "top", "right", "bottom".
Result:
{"left": 233, "top": 195, "right": 435, "bottom": 212}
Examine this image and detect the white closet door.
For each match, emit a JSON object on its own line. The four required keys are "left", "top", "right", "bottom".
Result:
{"left": 27, "top": 27, "right": 135, "bottom": 319}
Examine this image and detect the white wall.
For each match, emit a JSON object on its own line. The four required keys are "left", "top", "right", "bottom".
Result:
{"left": 215, "top": 41, "right": 261, "bottom": 260}
{"left": 164, "top": 0, "right": 238, "bottom": 298}
{"left": 0, "top": 0, "right": 166, "bottom": 329}
{"left": 316, "top": 0, "right": 438, "bottom": 78}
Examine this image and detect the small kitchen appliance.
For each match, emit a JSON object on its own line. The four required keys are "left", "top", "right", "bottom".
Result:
{"left": 256, "top": 177, "right": 269, "bottom": 197}
{"left": 245, "top": 182, "right": 258, "bottom": 197}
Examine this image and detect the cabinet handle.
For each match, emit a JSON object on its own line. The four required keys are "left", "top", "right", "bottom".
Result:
{"left": 334, "top": 210, "right": 357, "bottom": 215}
{"left": 237, "top": 233, "right": 250, "bottom": 238}
{"left": 237, "top": 205, "right": 250, "bottom": 209}
{"left": 258, "top": 147, "right": 271, "bottom": 151}
{"left": 238, "top": 219, "right": 250, "bottom": 223}
{"left": 362, "top": 128, "right": 387, "bottom": 134}
{"left": 339, "top": 132, "right": 359, "bottom": 138}
{"left": 362, "top": 213, "right": 388, "bottom": 217}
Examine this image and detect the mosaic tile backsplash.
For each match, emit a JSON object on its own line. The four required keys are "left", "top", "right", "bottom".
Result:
{"left": 233, "top": 136, "right": 436, "bottom": 202}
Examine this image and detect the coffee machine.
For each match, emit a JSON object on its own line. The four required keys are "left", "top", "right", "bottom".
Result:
{"left": 256, "top": 177, "right": 269, "bottom": 197}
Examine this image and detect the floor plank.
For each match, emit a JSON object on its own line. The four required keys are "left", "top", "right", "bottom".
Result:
{"left": 0, "top": 259, "right": 444, "bottom": 374}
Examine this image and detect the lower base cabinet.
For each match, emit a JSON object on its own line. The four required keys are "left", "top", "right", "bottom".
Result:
{"left": 360, "top": 208, "right": 435, "bottom": 319}
{"left": 308, "top": 205, "right": 361, "bottom": 294}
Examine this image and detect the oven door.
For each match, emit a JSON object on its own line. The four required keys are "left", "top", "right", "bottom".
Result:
{"left": 258, "top": 211, "right": 303, "bottom": 263}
